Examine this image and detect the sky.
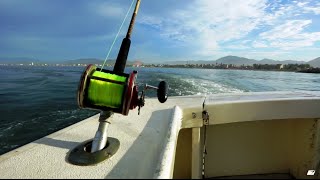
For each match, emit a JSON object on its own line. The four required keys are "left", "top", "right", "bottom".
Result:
{"left": 0, "top": 0, "right": 320, "bottom": 62}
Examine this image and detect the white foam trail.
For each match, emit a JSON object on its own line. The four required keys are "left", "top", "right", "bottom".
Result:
{"left": 182, "top": 78, "right": 243, "bottom": 95}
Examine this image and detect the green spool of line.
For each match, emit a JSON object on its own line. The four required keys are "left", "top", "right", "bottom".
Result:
{"left": 87, "top": 71, "right": 127, "bottom": 108}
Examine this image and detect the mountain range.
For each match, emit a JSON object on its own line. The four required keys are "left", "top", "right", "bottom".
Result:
{"left": 163, "top": 56, "right": 320, "bottom": 67}
{"left": 308, "top": 57, "right": 320, "bottom": 68}
{"left": 1, "top": 56, "right": 320, "bottom": 67}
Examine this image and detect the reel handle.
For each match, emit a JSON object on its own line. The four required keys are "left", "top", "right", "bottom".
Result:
{"left": 157, "top": 81, "right": 168, "bottom": 103}
{"left": 144, "top": 81, "right": 169, "bottom": 103}
{"left": 144, "top": 81, "right": 168, "bottom": 103}
{"left": 137, "top": 81, "right": 169, "bottom": 115}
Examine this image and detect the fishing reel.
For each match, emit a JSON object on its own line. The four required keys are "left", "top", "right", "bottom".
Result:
{"left": 77, "top": 64, "right": 168, "bottom": 116}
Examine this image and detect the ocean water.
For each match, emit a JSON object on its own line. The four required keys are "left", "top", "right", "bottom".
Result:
{"left": 0, "top": 65, "right": 320, "bottom": 155}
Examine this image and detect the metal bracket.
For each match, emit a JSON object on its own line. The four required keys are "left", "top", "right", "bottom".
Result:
{"left": 192, "top": 112, "right": 197, "bottom": 119}
{"left": 202, "top": 110, "right": 209, "bottom": 126}
{"left": 191, "top": 110, "right": 209, "bottom": 126}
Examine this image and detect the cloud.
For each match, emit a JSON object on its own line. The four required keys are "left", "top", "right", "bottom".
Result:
{"left": 252, "top": 41, "right": 268, "bottom": 48}
{"left": 241, "top": 50, "right": 289, "bottom": 59}
{"left": 91, "top": 2, "right": 125, "bottom": 18}
{"left": 268, "top": 32, "right": 320, "bottom": 50}
{"left": 297, "top": 2, "right": 308, "bottom": 7}
{"left": 303, "top": 4, "right": 320, "bottom": 15}
{"left": 140, "top": 0, "right": 268, "bottom": 57}
{"left": 225, "top": 45, "right": 250, "bottom": 50}
{"left": 138, "top": 16, "right": 163, "bottom": 29}
{"left": 259, "top": 20, "right": 312, "bottom": 40}
{"left": 257, "top": 19, "right": 320, "bottom": 50}
{"left": 136, "top": 0, "right": 320, "bottom": 60}
{"left": 1, "top": 0, "right": 320, "bottom": 61}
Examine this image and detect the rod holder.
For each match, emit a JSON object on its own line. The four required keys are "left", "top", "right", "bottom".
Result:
{"left": 70, "top": 0, "right": 142, "bottom": 166}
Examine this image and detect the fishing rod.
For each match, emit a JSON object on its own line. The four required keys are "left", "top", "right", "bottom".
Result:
{"left": 77, "top": 0, "right": 168, "bottom": 116}
{"left": 113, "top": 0, "right": 141, "bottom": 73}
{"left": 69, "top": 0, "right": 168, "bottom": 165}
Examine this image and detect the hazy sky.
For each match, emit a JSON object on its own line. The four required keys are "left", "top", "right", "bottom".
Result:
{"left": 1, "top": 0, "right": 320, "bottom": 62}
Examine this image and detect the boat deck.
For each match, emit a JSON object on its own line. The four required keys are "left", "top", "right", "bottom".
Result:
{"left": 0, "top": 94, "right": 205, "bottom": 179}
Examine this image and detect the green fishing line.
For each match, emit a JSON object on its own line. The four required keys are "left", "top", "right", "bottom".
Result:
{"left": 87, "top": 71, "right": 127, "bottom": 108}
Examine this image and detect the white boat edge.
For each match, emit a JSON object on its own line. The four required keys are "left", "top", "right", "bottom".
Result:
{"left": 1, "top": 91, "right": 320, "bottom": 179}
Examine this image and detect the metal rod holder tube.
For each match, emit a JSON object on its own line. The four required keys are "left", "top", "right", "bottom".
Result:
{"left": 91, "top": 111, "right": 112, "bottom": 153}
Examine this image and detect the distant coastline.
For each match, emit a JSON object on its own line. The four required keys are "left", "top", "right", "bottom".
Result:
{"left": 1, "top": 55, "right": 320, "bottom": 73}
{"left": 143, "top": 63, "right": 320, "bottom": 74}
{"left": 1, "top": 62, "right": 320, "bottom": 73}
